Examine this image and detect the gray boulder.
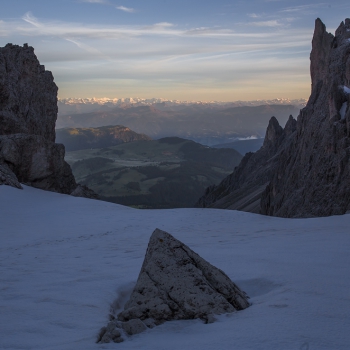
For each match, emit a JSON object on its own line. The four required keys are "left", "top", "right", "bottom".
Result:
{"left": 98, "top": 228, "right": 249, "bottom": 343}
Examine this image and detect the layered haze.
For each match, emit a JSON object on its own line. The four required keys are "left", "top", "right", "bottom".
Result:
{"left": 57, "top": 99, "right": 303, "bottom": 145}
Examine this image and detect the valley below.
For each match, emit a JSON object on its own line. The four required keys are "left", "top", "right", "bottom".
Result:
{"left": 65, "top": 137, "right": 242, "bottom": 208}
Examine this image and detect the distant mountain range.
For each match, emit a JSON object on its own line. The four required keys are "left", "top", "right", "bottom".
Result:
{"left": 58, "top": 97, "right": 307, "bottom": 116}
{"left": 212, "top": 138, "right": 264, "bottom": 154}
{"left": 57, "top": 103, "right": 302, "bottom": 146}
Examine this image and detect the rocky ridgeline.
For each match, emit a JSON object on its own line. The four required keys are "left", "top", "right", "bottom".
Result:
{"left": 98, "top": 229, "right": 250, "bottom": 343}
{"left": 196, "top": 116, "right": 296, "bottom": 212}
{"left": 197, "top": 18, "right": 350, "bottom": 217}
{"left": 0, "top": 43, "right": 95, "bottom": 197}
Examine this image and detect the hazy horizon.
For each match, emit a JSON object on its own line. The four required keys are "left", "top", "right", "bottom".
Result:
{"left": 1, "top": 0, "right": 349, "bottom": 101}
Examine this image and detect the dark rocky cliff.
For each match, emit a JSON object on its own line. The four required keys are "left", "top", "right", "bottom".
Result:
{"left": 196, "top": 116, "right": 296, "bottom": 212}
{"left": 0, "top": 44, "right": 58, "bottom": 142}
{"left": 260, "top": 18, "right": 350, "bottom": 217}
{"left": 0, "top": 43, "right": 96, "bottom": 197}
{"left": 197, "top": 18, "right": 350, "bottom": 217}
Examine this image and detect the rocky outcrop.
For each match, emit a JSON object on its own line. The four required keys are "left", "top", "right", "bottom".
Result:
{"left": 0, "top": 43, "right": 96, "bottom": 196}
{"left": 260, "top": 18, "right": 350, "bottom": 217}
{"left": 0, "top": 134, "right": 76, "bottom": 192}
{"left": 196, "top": 115, "right": 297, "bottom": 212}
{"left": 98, "top": 228, "right": 249, "bottom": 343}
{"left": 0, "top": 161, "right": 22, "bottom": 188}
{"left": 197, "top": 18, "right": 350, "bottom": 217}
{"left": 0, "top": 44, "right": 57, "bottom": 142}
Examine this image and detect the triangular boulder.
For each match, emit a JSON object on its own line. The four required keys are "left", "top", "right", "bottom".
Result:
{"left": 98, "top": 228, "right": 249, "bottom": 343}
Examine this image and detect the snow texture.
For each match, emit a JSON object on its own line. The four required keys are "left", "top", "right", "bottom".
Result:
{"left": 0, "top": 185, "right": 350, "bottom": 349}
{"left": 343, "top": 85, "right": 350, "bottom": 94}
{"left": 340, "top": 101, "right": 348, "bottom": 119}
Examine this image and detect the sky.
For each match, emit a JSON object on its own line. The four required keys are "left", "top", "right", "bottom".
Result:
{"left": 1, "top": 1, "right": 350, "bottom": 101}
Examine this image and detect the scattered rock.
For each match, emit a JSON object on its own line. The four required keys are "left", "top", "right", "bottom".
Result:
{"left": 98, "top": 228, "right": 249, "bottom": 343}
{"left": 0, "top": 161, "right": 21, "bottom": 188}
{"left": 204, "top": 314, "right": 217, "bottom": 324}
{"left": 121, "top": 319, "right": 147, "bottom": 335}
{"left": 70, "top": 184, "right": 99, "bottom": 199}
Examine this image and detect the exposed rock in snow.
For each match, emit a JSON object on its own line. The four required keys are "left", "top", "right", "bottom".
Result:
{"left": 0, "top": 43, "right": 96, "bottom": 197}
{"left": 70, "top": 184, "right": 99, "bottom": 199}
{"left": 98, "top": 228, "right": 250, "bottom": 343}
{"left": 0, "top": 134, "right": 76, "bottom": 193}
{"left": 0, "top": 161, "right": 21, "bottom": 188}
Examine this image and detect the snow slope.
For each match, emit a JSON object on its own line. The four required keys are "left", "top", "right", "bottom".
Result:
{"left": 0, "top": 185, "right": 349, "bottom": 350}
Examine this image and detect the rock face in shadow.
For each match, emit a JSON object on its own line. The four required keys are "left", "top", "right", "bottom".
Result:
{"left": 196, "top": 115, "right": 296, "bottom": 213}
{"left": 98, "top": 228, "right": 249, "bottom": 343}
{"left": 197, "top": 18, "right": 350, "bottom": 217}
{"left": 0, "top": 134, "right": 76, "bottom": 192}
{"left": 0, "top": 43, "right": 96, "bottom": 197}
{"left": 0, "top": 44, "right": 57, "bottom": 142}
{"left": 261, "top": 18, "right": 350, "bottom": 217}
{"left": 0, "top": 161, "right": 22, "bottom": 188}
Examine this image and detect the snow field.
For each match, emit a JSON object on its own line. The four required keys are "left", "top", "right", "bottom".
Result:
{"left": 0, "top": 185, "right": 349, "bottom": 349}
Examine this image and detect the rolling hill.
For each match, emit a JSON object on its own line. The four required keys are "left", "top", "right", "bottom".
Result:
{"left": 65, "top": 137, "right": 242, "bottom": 208}
{"left": 56, "top": 125, "right": 151, "bottom": 151}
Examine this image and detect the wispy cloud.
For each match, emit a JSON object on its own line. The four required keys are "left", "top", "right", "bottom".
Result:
{"left": 79, "top": 0, "right": 110, "bottom": 3}
{"left": 3, "top": 9, "right": 312, "bottom": 92}
{"left": 10, "top": 14, "right": 307, "bottom": 41}
{"left": 280, "top": 3, "right": 327, "bottom": 13}
{"left": 251, "top": 20, "right": 283, "bottom": 27}
{"left": 184, "top": 27, "right": 234, "bottom": 36}
{"left": 64, "top": 38, "right": 104, "bottom": 55}
{"left": 22, "top": 12, "right": 41, "bottom": 27}
{"left": 248, "top": 13, "right": 260, "bottom": 18}
{"left": 142, "top": 22, "right": 174, "bottom": 32}
{"left": 116, "top": 5, "right": 135, "bottom": 13}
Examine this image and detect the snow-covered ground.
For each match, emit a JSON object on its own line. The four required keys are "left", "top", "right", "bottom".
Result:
{"left": 1, "top": 185, "right": 349, "bottom": 350}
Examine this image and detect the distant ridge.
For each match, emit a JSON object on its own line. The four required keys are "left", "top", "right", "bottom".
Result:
{"left": 212, "top": 138, "right": 264, "bottom": 155}
{"left": 57, "top": 103, "right": 301, "bottom": 146}
{"left": 58, "top": 97, "right": 307, "bottom": 116}
{"left": 56, "top": 125, "right": 151, "bottom": 152}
